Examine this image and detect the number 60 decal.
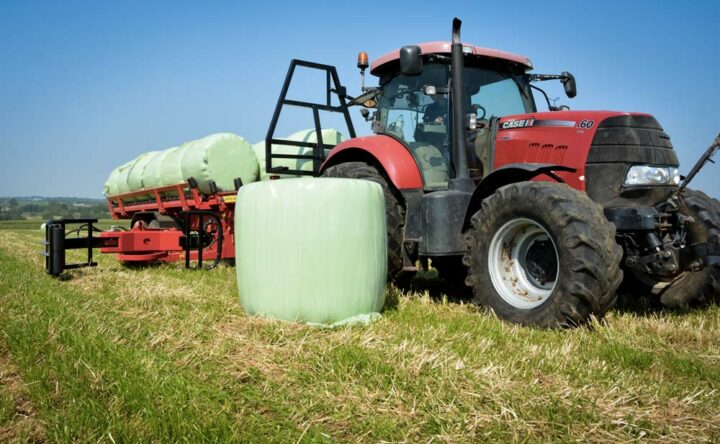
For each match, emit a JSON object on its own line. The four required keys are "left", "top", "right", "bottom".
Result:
{"left": 577, "top": 119, "right": 595, "bottom": 129}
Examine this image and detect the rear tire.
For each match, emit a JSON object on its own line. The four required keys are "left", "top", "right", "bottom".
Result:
{"left": 322, "top": 162, "right": 409, "bottom": 283}
{"left": 463, "top": 182, "right": 623, "bottom": 327}
{"left": 631, "top": 189, "right": 720, "bottom": 308}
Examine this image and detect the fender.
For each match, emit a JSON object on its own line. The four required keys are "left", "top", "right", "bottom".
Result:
{"left": 320, "top": 135, "right": 423, "bottom": 190}
{"left": 463, "top": 163, "right": 576, "bottom": 228}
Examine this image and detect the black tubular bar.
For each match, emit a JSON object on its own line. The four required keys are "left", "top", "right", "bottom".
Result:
{"left": 265, "top": 59, "right": 356, "bottom": 177}
{"left": 182, "top": 210, "right": 223, "bottom": 270}
{"left": 281, "top": 100, "right": 346, "bottom": 113}
{"left": 312, "top": 105, "right": 324, "bottom": 173}
{"left": 271, "top": 154, "right": 316, "bottom": 160}
{"left": 268, "top": 169, "right": 314, "bottom": 176}
{"left": 266, "top": 138, "right": 337, "bottom": 150}
{"left": 42, "top": 218, "right": 100, "bottom": 276}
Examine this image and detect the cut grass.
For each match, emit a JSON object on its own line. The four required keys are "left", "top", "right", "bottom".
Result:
{"left": 0, "top": 228, "right": 719, "bottom": 442}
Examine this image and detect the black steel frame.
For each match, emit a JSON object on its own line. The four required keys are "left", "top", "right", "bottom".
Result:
{"left": 265, "top": 59, "right": 356, "bottom": 176}
{"left": 182, "top": 210, "right": 223, "bottom": 270}
{"left": 42, "top": 219, "right": 100, "bottom": 276}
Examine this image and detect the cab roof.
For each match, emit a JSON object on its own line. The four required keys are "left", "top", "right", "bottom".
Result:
{"left": 370, "top": 41, "right": 533, "bottom": 76}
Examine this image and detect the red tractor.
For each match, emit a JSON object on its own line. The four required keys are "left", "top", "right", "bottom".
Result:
{"left": 267, "top": 18, "right": 720, "bottom": 327}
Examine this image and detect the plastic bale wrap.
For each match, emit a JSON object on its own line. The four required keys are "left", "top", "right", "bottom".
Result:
{"left": 127, "top": 151, "right": 160, "bottom": 191}
{"left": 104, "top": 159, "right": 135, "bottom": 197}
{"left": 119, "top": 151, "right": 160, "bottom": 202}
{"left": 141, "top": 148, "right": 176, "bottom": 190}
{"left": 181, "top": 133, "right": 258, "bottom": 194}
{"left": 235, "top": 178, "right": 387, "bottom": 325}
{"left": 254, "top": 128, "right": 343, "bottom": 181}
{"left": 117, "top": 155, "right": 147, "bottom": 196}
{"left": 160, "top": 146, "right": 186, "bottom": 187}
{"left": 103, "top": 131, "right": 262, "bottom": 199}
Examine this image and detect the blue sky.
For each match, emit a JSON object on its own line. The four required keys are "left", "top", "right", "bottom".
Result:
{"left": 0, "top": 0, "right": 718, "bottom": 198}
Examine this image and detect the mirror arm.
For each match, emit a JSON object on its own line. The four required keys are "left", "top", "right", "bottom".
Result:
{"left": 529, "top": 72, "right": 576, "bottom": 99}
{"left": 529, "top": 74, "right": 561, "bottom": 82}
{"left": 530, "top": 84, "right": 558, "bottom": 111}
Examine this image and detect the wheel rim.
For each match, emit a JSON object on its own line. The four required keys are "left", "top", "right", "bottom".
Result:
{"left": 488, "top": 217, "right": 559, "bottom": 309}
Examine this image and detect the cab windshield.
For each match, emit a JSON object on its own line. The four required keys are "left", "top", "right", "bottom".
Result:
{"left": 375, "top": 62, "right": 535, "bottom": 189}
{"left": 465, "top": 67, "right": 536, "bottom": 119}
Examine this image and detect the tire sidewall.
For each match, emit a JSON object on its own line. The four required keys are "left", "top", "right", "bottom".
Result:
{"left": 471, "top": 193, "right": 578, "bottom": 325}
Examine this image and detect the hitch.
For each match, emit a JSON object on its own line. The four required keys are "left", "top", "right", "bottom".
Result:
{"left": 42, "top": 212, "right": 226, "bottom": 277}
{"left": 42, "top": 219, "right": 104, "bottom": 276}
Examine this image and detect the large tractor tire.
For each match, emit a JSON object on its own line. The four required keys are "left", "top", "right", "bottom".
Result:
{"left": 322, "top": 162, "right": 408, "bottom": 282}
{"left": 632, "top": 189, "right": 720, "bottom": 308}
{"left": 463, "top": 181, "right": 623, "bottom": 327}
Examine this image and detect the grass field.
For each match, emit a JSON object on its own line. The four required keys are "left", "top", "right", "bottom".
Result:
{"left": 0, "top": 221, "right": 719, "bottom": 442}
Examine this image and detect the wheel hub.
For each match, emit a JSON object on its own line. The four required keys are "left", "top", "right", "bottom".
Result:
{"left": 488, "top": 218, "right": 559, "bottom": 309}
{"left": 524, "top": 239, "right": 558, "bottom": 286}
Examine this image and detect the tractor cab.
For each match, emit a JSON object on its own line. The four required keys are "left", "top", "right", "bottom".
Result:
{"left": 367, "top": 41, "right": 536, "bottom": 189}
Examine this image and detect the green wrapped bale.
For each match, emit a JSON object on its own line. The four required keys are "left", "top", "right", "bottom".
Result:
{"left": 142, "top": 148, "right": 177, "bottom": 190}
{"left": 254, "top": 128, "right": 343, "bottom": 180}
{"left": 127, "top": 151, "right": 160, "bottom": 191}
{"left": 235, "top": 178, "right": 387, "bottom": 324}
{"left": 160, "top": 146, "right": 186, "bottom": 187}
{"left": 104, "top": 133, "right": 260, "bottom": 199}
{"left": 116, "top": 156, "right": 140, "bottom": 196}
{"left": 180, "top": 133, "right": 258, "bottom": 194}
{"left": 104, "top": 159, "right": 135, "bottom": 197}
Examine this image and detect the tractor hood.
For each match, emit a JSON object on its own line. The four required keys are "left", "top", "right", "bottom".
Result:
{"left": 493, "top": 110, "right": 679, "bottom": 207}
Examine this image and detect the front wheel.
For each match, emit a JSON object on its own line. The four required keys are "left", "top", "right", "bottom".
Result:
{"left": 463, "top": 182, "right": 623, "bottom": 327}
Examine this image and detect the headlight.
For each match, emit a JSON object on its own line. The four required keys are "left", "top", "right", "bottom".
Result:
{"left": 624, "top": 165, "right": 680, "bottom": 186}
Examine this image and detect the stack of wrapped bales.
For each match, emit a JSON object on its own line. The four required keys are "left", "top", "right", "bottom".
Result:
{"left": 103, "top": 133, "right": 258, "bottom": 199}
{"left": 104, "top": 129, "right": 344, "bottom": 198}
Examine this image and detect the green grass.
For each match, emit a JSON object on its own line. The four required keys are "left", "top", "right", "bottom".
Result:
{"left": 0, "top": 227, "right": 719, "bottom": 442}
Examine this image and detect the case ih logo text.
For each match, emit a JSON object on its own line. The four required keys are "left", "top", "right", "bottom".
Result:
{"left": 501, "top": 118, "right": 535, "bottom": 130}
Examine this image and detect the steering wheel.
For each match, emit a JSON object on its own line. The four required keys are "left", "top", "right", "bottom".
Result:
{"left": 471, "top": 104, "right": 487, "bottom": 120}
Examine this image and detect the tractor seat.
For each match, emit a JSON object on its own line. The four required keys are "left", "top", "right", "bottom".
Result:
{"left": 414, "top": 122, "right": 447, "bottom": 147}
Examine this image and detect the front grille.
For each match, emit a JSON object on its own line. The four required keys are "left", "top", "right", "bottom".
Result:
{"left": 585, "top": 115, "right": 678, "bottom": 208}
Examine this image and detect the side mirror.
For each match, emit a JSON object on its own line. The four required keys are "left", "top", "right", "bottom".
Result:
{"left": 561, "top": 71, "right": 576, "bottom": 98}
{"left": 400, "top": 45, "right": 422, "bottom": 76}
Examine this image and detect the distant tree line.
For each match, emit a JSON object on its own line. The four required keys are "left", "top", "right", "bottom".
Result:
{"left": 0, "top": 198, "right": 110, "bottom": 221}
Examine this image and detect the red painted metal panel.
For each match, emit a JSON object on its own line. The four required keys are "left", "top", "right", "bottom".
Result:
{"left": 493, "top": 111, "right": 652, "bottom": 190}
{"left": 106, "top": 183, "right": 235, "bottom": 220}
{"left": 99, "top": 229, "right": 183, "bottom": 254}
{"left": 98, "top": 202, "right": 237, "bottom": 263}
{"left": 371, "top": 41, "right": 532, "bottom": 75}
{"left": 322, "top": 135, "right": 423, "bottom": 190}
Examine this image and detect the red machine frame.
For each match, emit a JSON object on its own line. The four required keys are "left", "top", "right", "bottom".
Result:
{"left": 101, "top": 183, "right": 237, "bottom": 264}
